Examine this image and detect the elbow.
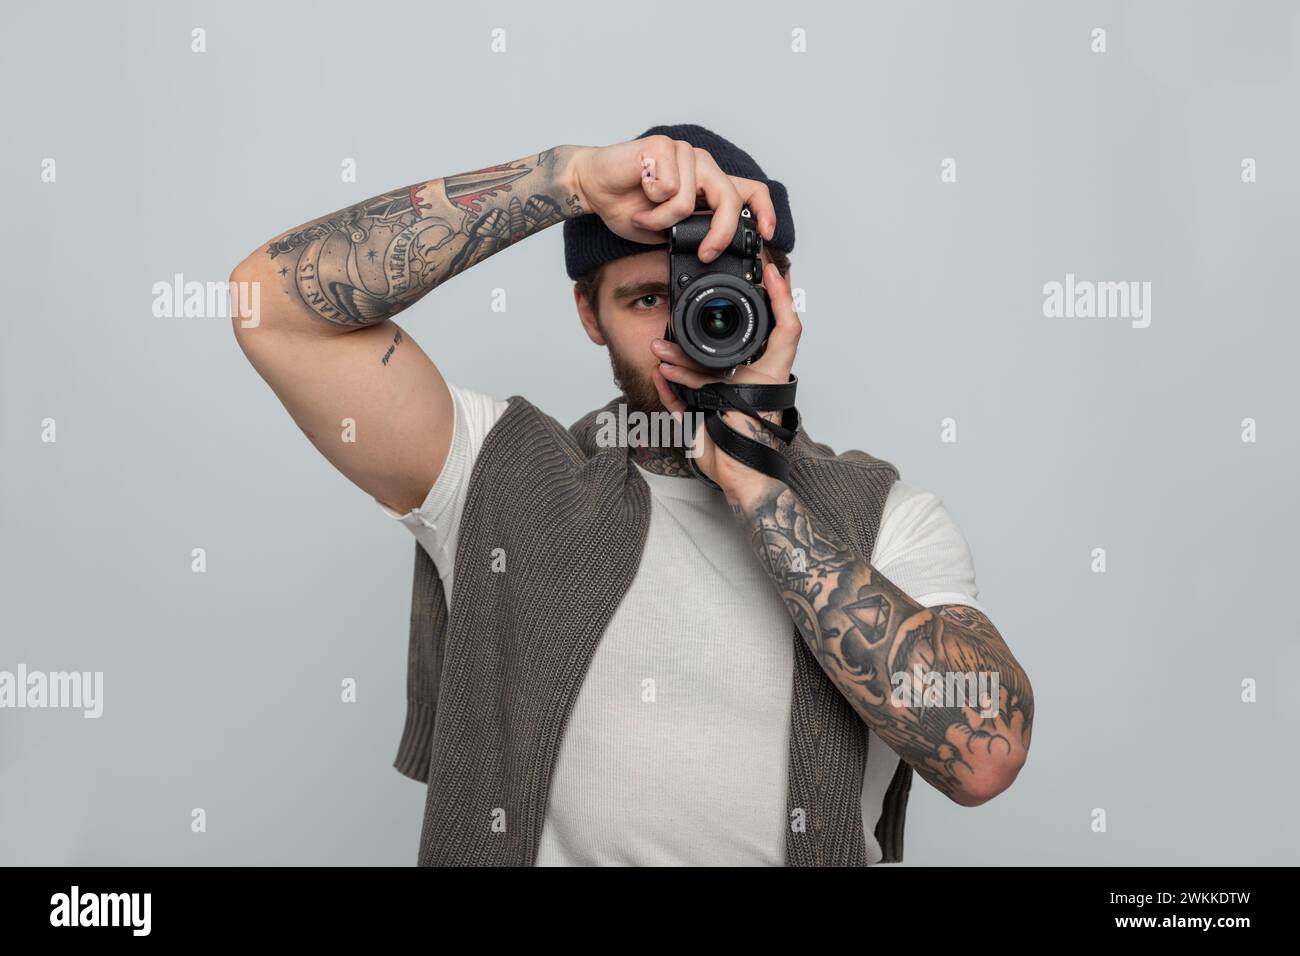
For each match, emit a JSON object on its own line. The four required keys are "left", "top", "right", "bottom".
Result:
{"left": 228, "top": 256, "right": 264, "bottom": 340}
{"left": 950, "top": 753, "right": 1028, "bottom": 807}
{"left": 228, "top": 245, "right": 260, "bottom": 292}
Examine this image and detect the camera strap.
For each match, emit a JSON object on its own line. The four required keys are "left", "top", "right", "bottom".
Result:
{"left": 673, "top": 374, "right": 801, "bottom": 491}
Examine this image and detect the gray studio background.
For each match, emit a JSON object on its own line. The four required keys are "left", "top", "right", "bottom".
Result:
{"left": 2, "top": 0, "right": 1297, "bottom": 865}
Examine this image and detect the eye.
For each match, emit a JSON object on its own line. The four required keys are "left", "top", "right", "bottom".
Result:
{"left": 631, "top": 294, "right": 664, "bottom": 311}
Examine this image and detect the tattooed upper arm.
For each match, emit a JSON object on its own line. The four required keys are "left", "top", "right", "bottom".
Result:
{"left": 229, "top": 147, "right": 583, "bottom": 512}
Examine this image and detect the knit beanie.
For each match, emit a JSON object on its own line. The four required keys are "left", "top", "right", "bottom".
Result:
{"left": 563, "top": 123, "right": 795, "bottom": 280}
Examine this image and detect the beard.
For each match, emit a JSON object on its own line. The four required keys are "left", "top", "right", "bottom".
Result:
{"left": 604, "top": 342, "right": 692, "bottom": 472}
{"left": 606, "top": 343, "right": 665, "bottom": 417}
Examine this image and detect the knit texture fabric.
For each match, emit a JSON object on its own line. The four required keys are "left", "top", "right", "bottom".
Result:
{"left": 563, "top": 123, "right": 795, "bottom": 280}
{"left": 394, "top": 394, "right": 911, "bottom": 866}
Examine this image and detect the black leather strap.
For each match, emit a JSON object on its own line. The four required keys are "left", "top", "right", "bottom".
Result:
{"left": 673, "top": 374, "right": 800, "bottom": 491}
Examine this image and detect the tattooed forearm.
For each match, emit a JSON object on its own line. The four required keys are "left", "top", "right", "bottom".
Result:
{"left": 261, "top": 145, "right": 586, "bottom": 328}
{"left": 734, "top": 479, "right": 1034, "bottom": 804}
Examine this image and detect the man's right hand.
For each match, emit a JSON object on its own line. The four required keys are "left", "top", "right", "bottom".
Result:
{"left": 565, "top": 136, "right": 778, "bottom": 263}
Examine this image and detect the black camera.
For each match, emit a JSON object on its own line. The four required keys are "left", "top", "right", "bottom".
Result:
{"left": 664, "top": 206, "right": 771, "bottom": 371}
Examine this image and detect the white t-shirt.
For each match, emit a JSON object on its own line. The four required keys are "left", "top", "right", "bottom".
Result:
{"left": 378, "top": 382, "right": 986, "bottom": 866}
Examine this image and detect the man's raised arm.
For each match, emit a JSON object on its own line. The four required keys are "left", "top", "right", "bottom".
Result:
{"left": 227, "top": 145, "right": 588, "bottom": 513}
{"left": 228, "top": 136, "right": 779, "bottom": 514}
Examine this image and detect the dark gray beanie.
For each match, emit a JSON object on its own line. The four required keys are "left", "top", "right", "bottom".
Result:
{"left": 563, "top": 123, "right": 795, "bottom": 280}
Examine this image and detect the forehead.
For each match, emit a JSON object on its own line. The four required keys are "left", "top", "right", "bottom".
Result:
{"left": 603, "top": 249, "right": 668, "bottom": 284}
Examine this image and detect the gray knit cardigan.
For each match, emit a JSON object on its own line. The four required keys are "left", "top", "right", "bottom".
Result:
{"left": 393, "top": 393, "right": 912, "bottom": 866}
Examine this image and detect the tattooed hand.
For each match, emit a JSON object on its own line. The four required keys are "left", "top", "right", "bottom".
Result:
{"left": 569, "top": 135, "right": 778, "bottom": 254}
{"left": 650, "top": 260, "right": 800, "bottom": 496}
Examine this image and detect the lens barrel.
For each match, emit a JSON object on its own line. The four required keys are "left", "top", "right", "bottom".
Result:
{"left": 672, "top": 276, "right": 771, "bottom": 368}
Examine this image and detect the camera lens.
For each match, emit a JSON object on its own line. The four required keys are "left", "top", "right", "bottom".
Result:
{"left": 700, "top": 297, "right": 740, "bottom": 339}
{"left": 672, "top": 275, "right": 771, "bottom": 369}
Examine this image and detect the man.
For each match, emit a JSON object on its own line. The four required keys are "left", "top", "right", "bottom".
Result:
{"left": 230, "top": 124, "right": 1034, "bottom": 866}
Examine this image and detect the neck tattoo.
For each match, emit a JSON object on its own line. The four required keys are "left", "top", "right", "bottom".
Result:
{"left": 631, "top": 444, "right": 695, "bottom": 478}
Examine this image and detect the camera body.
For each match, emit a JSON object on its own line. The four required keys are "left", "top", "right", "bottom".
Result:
{"left": 665, "top": 206, "right": 772, "bottom": 372}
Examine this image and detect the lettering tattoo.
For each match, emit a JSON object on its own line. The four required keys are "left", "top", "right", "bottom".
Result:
{"left": 739, "top": 483, "right": 1034, "bottom": 801}
{"left": 380, "top": 328, "right": 403, "bottom": 366}
{"left": 265, "top": 146, "right": 584, "bottom": 327}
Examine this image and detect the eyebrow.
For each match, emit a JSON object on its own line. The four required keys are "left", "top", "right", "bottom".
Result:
{"left": 609, "top": 279, "right": 669, "bottom": 301}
